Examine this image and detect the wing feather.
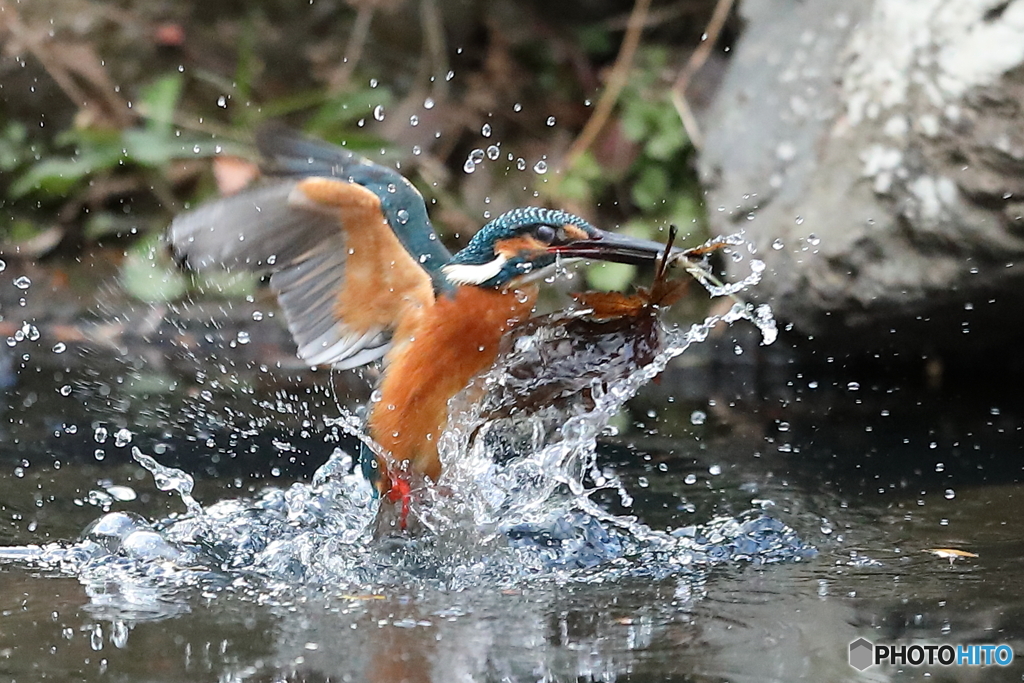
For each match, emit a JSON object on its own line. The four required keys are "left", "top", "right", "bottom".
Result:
{"left": 169, "top": 166, "right": 435, "bottom": 368}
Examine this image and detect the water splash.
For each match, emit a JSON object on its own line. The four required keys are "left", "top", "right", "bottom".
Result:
{"left": 132, "top": 447, "right": 202, "bottom": 515}
{"left": 0, "top": 232, "right": 811, "bottom": 609}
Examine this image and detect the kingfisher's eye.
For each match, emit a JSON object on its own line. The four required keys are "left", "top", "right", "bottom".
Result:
{"left": 535, "top": 225, "right": 557, "bottom": 243}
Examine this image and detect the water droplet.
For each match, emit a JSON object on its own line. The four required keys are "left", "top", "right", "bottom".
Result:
{"left": 481, "top": 123, "right": 492, "bottom": 137}
{"left": 546, "top": 116, "right": 556, "bottom": 126}
{"left": 445, "top": 70, "right": 454, "bottom": 81}
{"left": 396, "top": 208, "right": 410, "bottom": 225}
{"left": 132, "top": 448, "right": 202, "bottom": 514}
{"left": 709, "top": 464, "right": 722, "bottom": 476}
{"left": 424, "top": 97, "right": 435, "bottom": 110}
{"left": 486, "top": 145, "right": 500, "bottom": 160}
{"left": 114, "top": 428, "right": 133, "bottom": 448}
{"left": 684, "top": 474, "right": 698, "bottom": 485}
{"left": 236, "top": 331, "right": 250, "bottom": 345}
{"left": 13, "top": 276, "right": 31, "bottom": 289}
{"left": 469, "top": 149, "right": 485, "bottom": 164}
{"left": 386, "top": 182, "right": 398, "bottom": 194}
{"left": 513, "top": 102, "right": 522, "bottom": 112}
{"left": 252, "top": 311, "right": 264, "bottom": 321}
{"left": 516, "top": 158, "right": 527, "bottom": 171}
{"left": 807, "top": 233, "right": 820, "bottom": 245}
{"left": 944, "top": 489, "right": 955, "bottom": 500}
{"left": 106, "top": 486, "right": 136, "bottom": 502}
{"left": 373, "top": 105, "right": 385, "bottom": 121}
{"left": 59, "top": 385, "right": 72, "bottom": 396}
{"left": 771, "top": 239, "right": 784, "bottom": 250}
{"left": 409, "top": 115, "right": 419, "bottom": 126}
{"left": 0, "top": 260, "right": 5, "bottom": 272}
{"left": 94, "top": 426, "right": 108, "bottom": 443}
{"left": 533, "top": 160, "right": 548, "bottom": 174}
{"left": 847, "top": 381, "right": 860, "bottom": 391}
{"left": 216, "top": 95, "right": 227, "bottom": 108}
{"left": 689, "top": 410, "right": 706, "bottom": 425}
{"left": 52, "top": 342, "right": 66, "bottom": 353}
{"left": 412, "top": 145, "right": 422, "bottom": 155}
{"left": 463, "top": 158, "right": 476, "bottom": 174}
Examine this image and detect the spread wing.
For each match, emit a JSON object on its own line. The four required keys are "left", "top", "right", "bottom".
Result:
{"left": 169, "top": 130, "right": 450, "bottom": 369}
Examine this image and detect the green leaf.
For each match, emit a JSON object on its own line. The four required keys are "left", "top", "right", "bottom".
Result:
{"left": 0, "top": 122, "right": 28, "bottom": 172}
{"left": 668, "top": 192, "right": 702, "bottom": 228}
{"left": 122, "top": 128, "right": 191, "bottom": 167}
{"left": 5, "top": 217, "right": 43, "bottom": 242}
{"left": 139, "top": 74, "right": 184, "bottom": 134}
{"left": 556, "top": 150, "right": 605, "bottom": 203}
{"left": 10, "top": 148, "right": 120, "bottom": 198}
{"left": 631, "top": 165, "right": 669, "bottom": 210}
{"left": 234, "top": 16, "right": 258, "bottom": 107}
{"left": 306, "top": 88, "right": 394, "bottom": 139}
{"left": 645, "top": 122, "right": 686, "bottom": 160}
{"left": 586, "top": 261, "right": 637, "bottom": 292}
{"left": 620, "top": 99, "right": 653, "bottom": 142}
{"left": 120, "top": 235, "right": 189, "bottom": 303}
{"left": 193, "top": 269, "right": 257, "bottom": 298}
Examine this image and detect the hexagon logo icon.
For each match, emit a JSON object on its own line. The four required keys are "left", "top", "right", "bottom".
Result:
{"left": 849, "top": 638, "right": 874, "bottom": 670}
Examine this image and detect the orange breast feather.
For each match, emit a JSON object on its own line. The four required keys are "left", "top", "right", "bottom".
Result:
{"left": 369, "top": 285, "right": 536, "bottom": 483}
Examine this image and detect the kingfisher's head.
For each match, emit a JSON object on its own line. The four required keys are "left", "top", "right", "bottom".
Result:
{"left": 441, "top": 207, "right": 675, "bottom": 289}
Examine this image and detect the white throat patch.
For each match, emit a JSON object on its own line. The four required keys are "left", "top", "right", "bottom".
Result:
{"left": 442, "top": 255, "right": 508, "bottom": 286}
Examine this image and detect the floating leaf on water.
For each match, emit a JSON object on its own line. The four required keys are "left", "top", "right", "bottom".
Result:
{"left": 925, "top": 548, "right": 979, "bottom": 565}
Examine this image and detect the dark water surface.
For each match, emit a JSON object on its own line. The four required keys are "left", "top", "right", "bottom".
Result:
{"left": 1, "top": 271, "right": 1023, "bottom": 682}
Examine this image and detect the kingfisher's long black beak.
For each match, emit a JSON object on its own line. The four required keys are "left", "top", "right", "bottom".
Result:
{"left": 549, "top": 229, "right": 684, "bottom": 266}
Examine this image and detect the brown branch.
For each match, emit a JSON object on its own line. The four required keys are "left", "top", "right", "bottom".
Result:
{"left": 670, "top": 0, "right": 735, "bottom": 151}
{"left": 557, "top": 0, "right": 652, "bottom": 176}
{"left": 419, "top": 0, "right": 449, "bottom": 100}
{"left": 606, "top": 0, "right": 708, "bottom": 31}
{"left": 0, "top": 0, "right": 131, "bottom": 127}
{"left": 330, "top": 2, "right": 377, "bottom": 91}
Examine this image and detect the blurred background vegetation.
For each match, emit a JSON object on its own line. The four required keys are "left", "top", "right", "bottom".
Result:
{"left": 0, "top": 0, "right": 734, "bottom": 302}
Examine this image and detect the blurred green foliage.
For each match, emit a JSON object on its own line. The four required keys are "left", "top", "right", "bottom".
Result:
{"left": 12, "top": 75, "right": 181, "bottom": 199}
{"left": 558, "top": 48, "right": 703, "bottom": 291}
{"left": 1, "top": 4, "right": 715, "bottom": 303}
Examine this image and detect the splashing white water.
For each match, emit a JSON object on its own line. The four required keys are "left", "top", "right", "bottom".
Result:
{"left": 0, "top": 232, "right": 810, "bottom": 604}
{"left": 132, "top": 447, "right": 202, "bottom": 516}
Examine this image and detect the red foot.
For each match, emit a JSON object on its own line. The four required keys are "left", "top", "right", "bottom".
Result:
{"left": 384, "top": 474, "right": 413, "bottom": 531}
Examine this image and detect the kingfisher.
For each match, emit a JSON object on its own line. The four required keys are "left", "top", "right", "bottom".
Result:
{"left": 169, "top": 126, "right": 680, "bottom": 530}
